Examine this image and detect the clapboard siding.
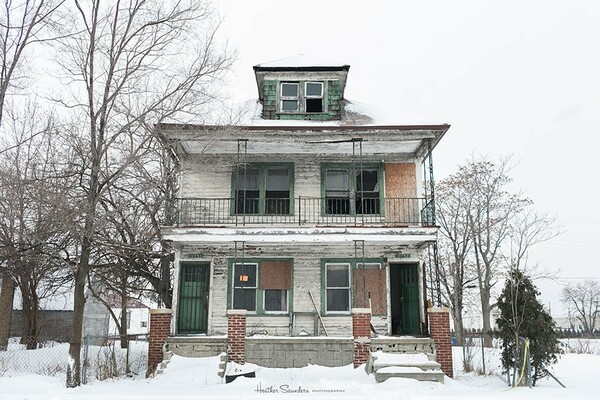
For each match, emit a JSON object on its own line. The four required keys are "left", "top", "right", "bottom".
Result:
{"left": 178, "top": 154, "right": 418, "bottom": 200}
{"left": 178, "top": 242, "right": 424, "bottom": 337}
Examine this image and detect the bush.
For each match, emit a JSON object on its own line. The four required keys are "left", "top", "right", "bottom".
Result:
{"left": 497, "top": 270, "right": 562, "bottom": 385}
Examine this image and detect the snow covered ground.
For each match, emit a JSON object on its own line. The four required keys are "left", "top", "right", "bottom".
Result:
{"left": 1, "top": 341, "right": 599, "bottom": 400}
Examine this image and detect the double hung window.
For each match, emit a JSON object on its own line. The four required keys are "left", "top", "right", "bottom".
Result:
{"left": 230, "top": 260, "right": 292, "bottom": 314}
{"left": 323, "top": 165, "right": 381, "bottom": 215}
{"left": 325, "top": 263, "right": 351, "bottom": 313}
{"left": 279, "top": 81, "right": 324, "bottom": 113}
{"left": 232, "top": 263, "right": 257, "bottom": 312}
{"left": 234, "top": 165, "right": 292, "bottom": 215}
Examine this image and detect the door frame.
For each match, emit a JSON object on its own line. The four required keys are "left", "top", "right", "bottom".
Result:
{"left": 387, "top": 259, "right": 423, "bottom": 336}
{"left": 173, "top": 251, "right": 214, "bottom": 335}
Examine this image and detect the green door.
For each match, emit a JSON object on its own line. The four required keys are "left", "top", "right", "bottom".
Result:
{"left": 390, "top": 263, "right": 421, "bottom": 335}
{"left": 178, "top": 262, "right": 210, "bottom": 333}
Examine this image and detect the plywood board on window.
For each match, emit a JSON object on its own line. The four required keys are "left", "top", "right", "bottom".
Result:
{"left": 353, "top": 268, "right": 386, "bottom": 315}
{"left": 259, "top": 261, "right": 292, "bottom": 289}
{"left": 384, "top": 163, "right": 417, "bottom": 224}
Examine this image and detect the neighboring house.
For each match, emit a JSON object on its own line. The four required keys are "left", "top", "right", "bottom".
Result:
{"left": 158, "top": 57, "right": 450, "bottom": 369}
{"left": 84, "top": 289, "right": 151, "bottom": 342}
{"left": 106, "top": 292, "right": 150, "bottom": 336}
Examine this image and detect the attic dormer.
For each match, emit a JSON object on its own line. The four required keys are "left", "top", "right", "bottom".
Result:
{"left": 253, "top": 56, "right": 350, "bottom": 121}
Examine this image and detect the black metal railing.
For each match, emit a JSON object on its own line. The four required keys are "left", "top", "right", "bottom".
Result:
{"left": 175, "top": 197, "right": 435, "bottom": 227}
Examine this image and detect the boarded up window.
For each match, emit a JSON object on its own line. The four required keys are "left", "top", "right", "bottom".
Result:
{"left": 353, "top": 265, "right": 386, "bottom": 315}
{"left": 259, "top": 261, "right": 292, "bottom": 290}
{"left": 384, "top": 163, "right": 418, "bottom": 224}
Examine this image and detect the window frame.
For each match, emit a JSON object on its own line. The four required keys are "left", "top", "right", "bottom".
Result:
{"left": 304, "top": 81, "right": 324, "bottom": 113}
{"left": 231, "top": 262, "right": 258, "bottom": 313}
{"left": 280, "top": 82, "right": 300, "bottom": 113}
{"left": 321, "top": 163, "right": 385, "bottom": 216}
{"left": 232, "top": 163, "right": 294, "bottom": 216}
{"left": 323, "top": 262, "right": 352, "bottom": 315}
{"left": 320, "top": 258, "right": 385, "bottom": 316}
{"left": 277, "top": 80, "right": 326, "bottom": 114}
{"left": 227, "top": 258, "right": 293, "bottom": 316}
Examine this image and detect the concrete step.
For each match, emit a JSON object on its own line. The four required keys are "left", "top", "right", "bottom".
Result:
{"left": 371, "top": 337, "right": 436, "bottom": 355}
{"left": 373, "top": 360, "right": 441, "bottom": 372}
{"left": 375, "top": 366, "right": 445, "bottom": 383}
{"left": 371, "top": 351, "right": 444, "bottom": 383}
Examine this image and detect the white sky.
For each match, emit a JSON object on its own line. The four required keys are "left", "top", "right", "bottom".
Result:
{"left": 215, "top": 0, "right": 600, "bottom": 316}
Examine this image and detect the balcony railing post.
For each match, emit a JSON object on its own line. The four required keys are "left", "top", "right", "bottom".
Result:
{"left": 298, "top": 196, "right": 302, "bottom": 226}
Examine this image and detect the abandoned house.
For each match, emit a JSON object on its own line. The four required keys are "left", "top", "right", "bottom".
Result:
{"left": 154, "top": 56, "right": 453, "bottom": 381}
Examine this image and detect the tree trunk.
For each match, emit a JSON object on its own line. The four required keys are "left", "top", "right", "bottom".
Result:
{"left": 19, "top": 275, "right": 41, "bottom": 349}
{"left": 120, "top": 281, "right": 128, "bottom": 349}
{"left": 68, "top": 238, "right": 91, "bottom": 387}
{"left": 481, "top": 289, "right": 493, "bottom": 347}
{"left": 0, "top": 273, "right": 16, "bottom": 351}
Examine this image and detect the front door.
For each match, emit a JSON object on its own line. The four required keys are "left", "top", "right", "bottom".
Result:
{"left": 390, "top": 263, "right": 421, "bottom": 335}
{"left": 177, "top": 262, "right": 210, "bottom": 333}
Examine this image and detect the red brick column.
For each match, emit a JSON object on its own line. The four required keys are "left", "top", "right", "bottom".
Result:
{"left": 227, "top": 309, "right": 247, "bottom": 364}
{"left": 352, "top": 308, "right": 371, "bottom": 368}
{"left": 428, "top": 307, "right": 453, "bottom": 378}
{"left": 147, "top": 309, "right": 172, "bottom": 376}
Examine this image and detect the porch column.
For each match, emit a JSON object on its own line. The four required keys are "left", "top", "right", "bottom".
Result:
{"left": 352, "top": 308, "right": 371, "bottom": 368}
{"left": 147, "top": 308, "right": 172, "bottom": 376}
{"left": 227, "top": 309, "right": 247, "bottom": 364}
{"left": 428, "top": 307, "right": 453, "bottom": 377}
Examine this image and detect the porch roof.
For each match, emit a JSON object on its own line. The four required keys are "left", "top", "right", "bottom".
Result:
{"left": 161, "top": 226, "right": 437, "bottom": 245}
{"left": 156, "top": 124, "right": 449, "bottom": 157}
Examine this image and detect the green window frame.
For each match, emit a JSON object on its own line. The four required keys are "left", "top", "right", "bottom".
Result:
{"left": 320, "top": 258, "right": 384, "bottom": 315}
{"left": 232, "top": 163, "right": 294, "bottom": 215}
{"left": 321, "top": 163, "right": 384, "bottom": 216}
{"left": 227, "top": 258, "right": 294, "bottom": 316}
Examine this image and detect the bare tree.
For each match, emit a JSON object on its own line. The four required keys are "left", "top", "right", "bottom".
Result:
{"left": 436, "top": 172, "right": 477, "bottom": 345}
{"left": 439, "top": 156, "right": 560, "bottom": 346}
{"left": 0, "top": 103, "right": 75, "bottom": 348}
{"left": 54, "top": 0, "right": 232, "bottom": 386}
{"left": 562, "top": 280, "right": 600, "bottom": 336}
{"left": 0, "top": 0, "right": 64, "bottom": 127}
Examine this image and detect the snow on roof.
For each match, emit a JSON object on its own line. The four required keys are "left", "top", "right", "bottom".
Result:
{"left": 222, "top": 98, "right": 443, "bottom": 127}
{"left": 254, "top": 54, "right": 349, "bottom": 69}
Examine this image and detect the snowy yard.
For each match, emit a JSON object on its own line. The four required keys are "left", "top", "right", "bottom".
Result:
{"left": 1, "top": 341, "right": 599, "bottom": 400}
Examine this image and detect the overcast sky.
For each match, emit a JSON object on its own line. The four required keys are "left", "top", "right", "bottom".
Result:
{"left": 214, "top": 0, "right": 600, "bottom": 315}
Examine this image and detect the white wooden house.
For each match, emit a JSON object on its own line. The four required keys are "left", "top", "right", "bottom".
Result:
{"left": 158, "top": 57, "right": 450, "bottom": 371}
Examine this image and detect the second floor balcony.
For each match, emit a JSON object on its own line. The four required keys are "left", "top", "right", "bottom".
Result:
{"left": 173, "top": 197, "right": 435, "bottom": 227}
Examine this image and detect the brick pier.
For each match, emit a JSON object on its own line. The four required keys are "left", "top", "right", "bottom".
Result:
{"left": 352, "top": 308, "right": 372, "bottom": 368}
{"left": 428, "top": 307, "right": 453, "bottom": 377}
{"left": 147, "top": 308, "right": 172, "bottom": 376}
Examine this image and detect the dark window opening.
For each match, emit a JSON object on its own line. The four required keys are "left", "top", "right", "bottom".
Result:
{"left": 235, "top": 168, "right": 260, "bottom": 214}
{"left": 306, "top": 98, "right": 323, "bottom": 113}
{"left": 355, "top": 168, "right": 380, "bottom": 214}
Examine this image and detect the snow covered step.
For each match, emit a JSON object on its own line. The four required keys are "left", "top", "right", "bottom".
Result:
{"left": 375, "top": 366, "right": 445, "bottom": 383}
{"left": 371, "top": 351, "right": 444, "bottom": 383}
{"left": 373, "top": 360, "right": 441, "bottom": 372}
{"left": 372, "top": 351, "right": 440, "bottom": 372}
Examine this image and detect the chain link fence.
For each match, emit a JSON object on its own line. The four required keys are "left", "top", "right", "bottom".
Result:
{"left": 454, "top": 331, "right": 502, "bottom": 377}
{"left": 0, "top": 335, "right": 148, "bottom": 382}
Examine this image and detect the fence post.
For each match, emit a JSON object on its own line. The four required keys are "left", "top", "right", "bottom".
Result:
{"left": 481, "top": 335, "right": 486, "bottom": 375}
{"left": 82, "top": 335, "right": 89, "bottom": 384}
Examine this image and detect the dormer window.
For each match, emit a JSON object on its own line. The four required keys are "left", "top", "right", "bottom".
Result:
{"left": 280, "top": 82, "right": 299, "bottom": 111}
{"left": 279, "top": 81, "right": 324, "bottom": 114}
